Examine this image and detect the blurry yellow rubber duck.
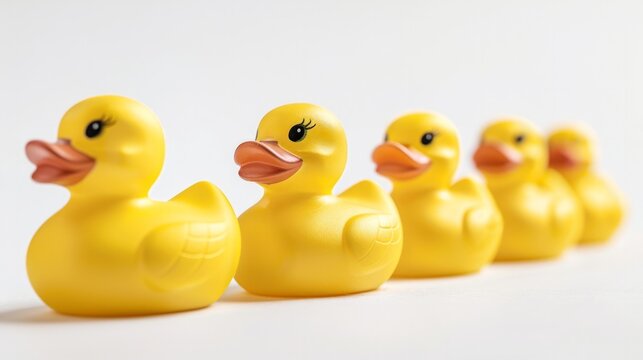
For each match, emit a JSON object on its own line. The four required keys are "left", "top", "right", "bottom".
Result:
{"left": 25, "top": 95, "right": 240, "bottom": 316}
{"left": 233, "top": 103, "right": 402, "bottom": 297}
{"left": 548, "top": 125, "right": 624, "bottom": 245}
{"left": 372, "top": 112, "right": 502, "bottom": 277}
{"left": 473, "top": 118, "right": 582, "bottom": 261}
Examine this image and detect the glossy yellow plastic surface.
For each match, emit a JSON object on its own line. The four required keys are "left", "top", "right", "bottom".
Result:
{"left": 473, "top": 118, "right": 583, "bottom": 261}
{"left": 372, "top": 112, "right": 502, "bottom": 277}
{"left": 234, "top": 103, "right": 403, "bottom": 297}
{"left": 548, "top": 126, "right": 624, "bottom": 244}
{"left": 25, "top": 95, "right": 240, "bottom": 316}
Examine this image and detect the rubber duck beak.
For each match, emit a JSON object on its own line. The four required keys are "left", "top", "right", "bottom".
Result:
{"left": 372, "top": 142, "right": 431, "bottom": 180}
{"left": 25, "top": 139, "right": 95, "bottom": 185}
{"left": 473, "top": 142, "right": 521, "bottom": 173}
{"left": 234, "top": 140, "right": 303, "bottom": 184}
{"left": 548, "top": 145, "right": 579, "bottom": 170}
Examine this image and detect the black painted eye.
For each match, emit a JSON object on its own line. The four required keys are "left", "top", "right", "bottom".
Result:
{"left": 288, "top": 119, "right": 316, "bottom": 142}
{"left": 85, "top": 120, "right": 105, "bottom": 138}
{"left": 420, "top": 132, "right": 436, "bottom": 145}
{"left": 288, "top": 124, "right": 306, "bottom": 142}
{"left": 515, "top": 134, "right": 526, "bottom": 144}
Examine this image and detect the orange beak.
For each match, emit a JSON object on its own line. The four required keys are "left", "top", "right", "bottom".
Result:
{"left": 234, "top": 141, "right": 303, "bottom": 184}
{"left": 25, "top": 139, "right": 95, "bottom": 186}
{"left": 372, "top": 142, "right": 431, "bottom": 180}
{"left": 548, "top": 145, "right": 579, "bottom": 170}
{"left": 473, "top": 143, "right": 521, "bottom": 173}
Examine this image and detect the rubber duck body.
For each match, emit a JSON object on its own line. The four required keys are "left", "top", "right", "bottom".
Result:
{"left": 372, "top": 112, "right": 502, "bottom": 277}
{"left": 25, "top": 95, "right": 240, "bottom": 316}
{"left": 548, "top": 126, "right": 624, "bottom": 244}
{"left": 473, "top": 118, "right": 583, "bottom": 261}
{"left": 234, "top": 103, "right": 403, "bottom": 297}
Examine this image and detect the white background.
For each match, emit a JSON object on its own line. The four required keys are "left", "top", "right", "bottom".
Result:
{"left": 0, "top": 0, "right": 641, "bottom": 359}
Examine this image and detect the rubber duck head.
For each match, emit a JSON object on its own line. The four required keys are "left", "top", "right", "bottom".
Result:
{"left": 25, "top": 95, "right": 165, "bottom": 198}
{"left": 473, "top": 117, "right": 546, "bottom": 188}
{"left": 548, "top": 125, "right": 596, "bottom": 178}
{"left": 372, "top": 112, "right": 459, "bottom": 189}
{"left": 234, "top": 103, "right": 347, "bottom": 195}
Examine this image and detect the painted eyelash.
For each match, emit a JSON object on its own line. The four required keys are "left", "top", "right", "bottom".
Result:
{"left": 300, "top": 118, "right": 316, "bottom": 130}
{"left": 100, "top": 114, "right": 117, "bottom": 126}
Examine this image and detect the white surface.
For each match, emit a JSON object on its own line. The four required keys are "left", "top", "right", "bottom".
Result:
{"left": 0, "top": 0, "right": 641, "bottom": 359}
{"left": 2, "top": 243, "right": 642, "bottom": 359}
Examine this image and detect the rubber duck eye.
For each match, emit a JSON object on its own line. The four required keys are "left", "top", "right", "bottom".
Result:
{"left": 288, "top": 119, "right": 316, "bottom": 142}
{"left": 85, "top": 120, "right": 105, "bottom": 139}
{"left": 288, "top": 124, "right": 307, "bottom": 142}
{"left": 515, "top": 134, "right": 526, "bottom": 144}
{"left": 420, "top": 132, "right": 435, "bottom": 145}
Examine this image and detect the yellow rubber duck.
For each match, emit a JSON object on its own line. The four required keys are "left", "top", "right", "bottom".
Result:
{"left": 548, "top": 125, "right": 624, "bottom": 244}
{"left": 473, "top": 118, "right": 583, "bottom": 261}
{"left": 233, "top": 103, "right": 403, "bottom": 297}
{"left": 25, "top": 95, "right": 240, "bottom": 316}
{"left": 372, "top": 112, "right": 502, "bottom": 277}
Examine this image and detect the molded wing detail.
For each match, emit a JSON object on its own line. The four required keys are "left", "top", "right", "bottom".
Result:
{"left": 172, "top": 181, "right": 231, "bottom": 213}
{"left": 463, "top": 206, "right": 502, "bottom": 243}
{"left": 453, "top": 177, "right": 502, "bottom": 244}
{"left": 141, "top": 222, "right": 229, "bottom": 290}
{"left": 540, "top": 169, "right": 571, "bottom": 195}
{"left": 343, "top": 214, "right": 401, "bottom": 273}
{"left": 452, "top": 177, "right": 494, "bottom": 203}
{"left": 550, "top": 197, "right": 582, "bottom": 244}
{"left": 541, "top": 169, "right": 583, "bottom": 243}
{"left": 338, "top": 180, "right": 394, "bottom": 212}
